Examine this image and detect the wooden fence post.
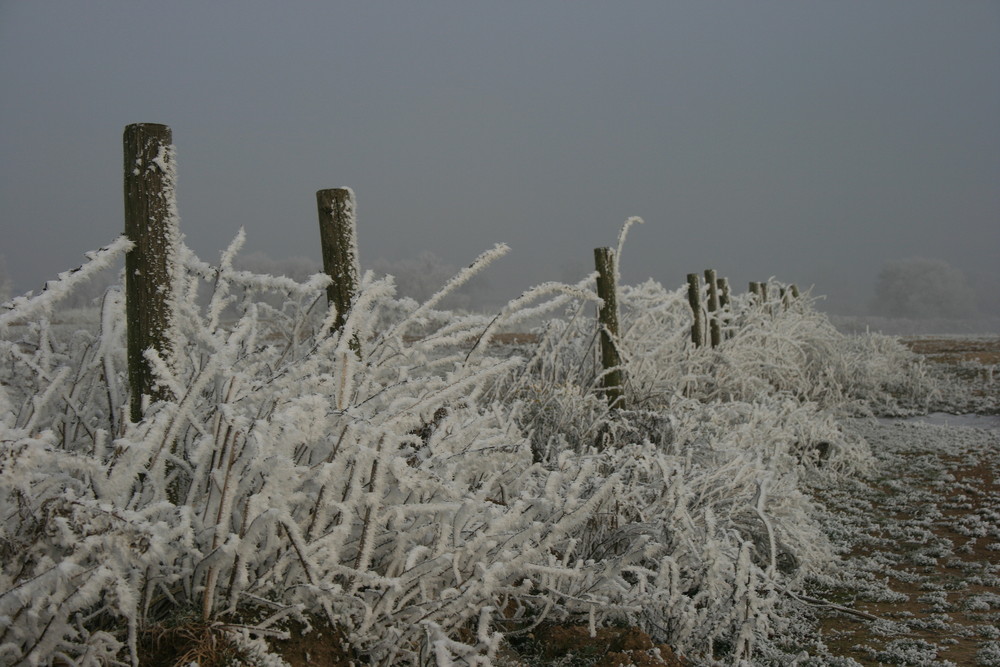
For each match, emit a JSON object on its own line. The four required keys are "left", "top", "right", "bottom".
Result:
{"left": 718, "top": 277, "right": 731, "bottom": 310}
{"left": 705, "top": 269, "right": 721, "bottom": 348}
{"left": 124, "top": 123, "right": 177, "bottom": 423}
{"left": 780, "top": 287, "right": 790, "bottom": 311}
{"left": 717, "top": 277, "right": 731, "bottom": 340}
{"left": 750, "top": 281, "right": 768, "bottom": 309}
{"left": 594, "top": 247, "right": 625, "bottom": 411}
{"left": 316, "top": 188, "right": 360, "bottom": 333}
{"left": 687, "top": 273, "right": 705, "bottom": 347}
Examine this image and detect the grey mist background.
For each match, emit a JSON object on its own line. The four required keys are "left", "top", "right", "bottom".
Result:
{"left": 1, "top": 1, "right": 998, "bottom": 324}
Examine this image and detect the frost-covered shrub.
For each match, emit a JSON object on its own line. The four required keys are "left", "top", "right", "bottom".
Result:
{"left": 611, "top": 280, "right": 936, "bottom": 416}
{"left": 0, "top": 236, "right": 596, "bottom": 665}
{"left": 503, "top": 277, "right": 927, "bottom": 471}
{"left": 487, "top": 268, "right": 935, "bottom": 662}
{"left": 0, "top": 225, "right": 941, "bottom": 666}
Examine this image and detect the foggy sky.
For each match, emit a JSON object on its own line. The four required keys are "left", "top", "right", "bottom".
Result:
{"left": 1, "top": 1, "right": 998, "bottom": 314}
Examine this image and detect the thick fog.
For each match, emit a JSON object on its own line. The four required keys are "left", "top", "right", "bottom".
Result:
{"left": 1, "top": 2, "right": 998, "bottom": 330}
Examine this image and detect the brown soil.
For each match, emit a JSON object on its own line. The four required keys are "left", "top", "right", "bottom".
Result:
{"left": 267, "top": 621, "right": 355, "bottom": 667}
{"left": 264, "top": 623, "right": 690, "bottom": 667}
{"left": 136, "top": 617, "right": 357, "bottom": 667}
{"left": 491, "top": 332, "right": 542, "bottom": 345}
{"left": 502, "top": 625, "right": 688, "bottom": 666}
{"left": 901, "top": 337, "right": 1000, "bottom": 366}
{"left": 813, "top": 449, "right": 1000, "bottom": 666}
{"left": 137, "top": 621, "right": 250, "bottom": 667}
{"left": 801, "top": 337, "right": 1000, "bottom": 665}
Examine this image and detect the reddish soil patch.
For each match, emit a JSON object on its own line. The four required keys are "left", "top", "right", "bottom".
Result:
{"left": 506, "top": 625, "right": 688, "bottom": 666}
{"left": 810, "top": 430, "right": 1000, "bottom": 666}
{"left": 267, "top": 622, "right": 355, "bottom": 667}
{"left": 491, "top": 332, "right": 542, "bottom": 345}
{"left": 902, "top": 337, "right": 1000, "bottom": 366}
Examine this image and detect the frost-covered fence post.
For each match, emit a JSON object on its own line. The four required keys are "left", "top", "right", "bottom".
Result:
{"left": 124, "top": 123, "right": 178, "bottom": 423}
{"left": 718, "top": 276, "right": 732, "bottom": 340}
{"left": 688, "top": 273, "right": 705, "bottom": 347}
{"left": 316, "top": 188, "right": 359, "bottom": 333}
{"left": 718, "top": 277, "right": 731, "bottom": 310}
{"left": 750, "top": 281, "right": 770, "bottom": 314}
{"left": 780, "top": 286, "right": 798, "bottom": 311}
{"left": 594, "top": 247, "right": 625, "bottom": 411}
{"left": 785, "top": 284, "right": 800, "bottom": 310}
{"left": 705, "top": 269, "right": 721, "bottom": 348}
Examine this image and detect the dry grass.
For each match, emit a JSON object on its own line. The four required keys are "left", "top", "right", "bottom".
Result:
{"left": 138, "top": 620, "right": 245, "bottom": 667}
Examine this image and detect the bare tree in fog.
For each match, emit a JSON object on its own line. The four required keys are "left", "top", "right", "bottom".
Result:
{"left": 872, "top": 257, "right": 977, "bottom": 319}
{"left": 372, "top": 251, "right": 495, "bottom": 311}
{"left": 0, "top": 255, "right": 12, "bottom": 304}
{"left": 237, "top": 250, "right": 498, "bottom": 311}
{"left": 234, "top": 251, "right": 321, "bottom": 282}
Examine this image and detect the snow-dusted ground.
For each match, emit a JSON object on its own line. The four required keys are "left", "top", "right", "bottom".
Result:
{"left": 882, "top": 412, "right": 1000, "bottom": 430}
{"left": 797, "top": 415, "right": 1000, "bottom": 666}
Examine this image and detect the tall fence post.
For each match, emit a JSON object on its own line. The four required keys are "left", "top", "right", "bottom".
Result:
{"left": 687, "top": 273, "right": 705, "bottom": 347}
{"left": 705, "top": 269, "right": 721, "bottom": 348}
{"left": 316, "top": 188, "right": 360, "bottom": 333}
{"left": 594, "top": 247, "right": 625, "bottom": 411}
{"left": 124, "top": 123, "right": 177, "bottom": 423}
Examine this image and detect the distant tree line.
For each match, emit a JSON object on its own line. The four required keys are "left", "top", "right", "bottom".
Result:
{"left": 0, "top": 255, "right": 11, "bottom": 304}
{"left": 871, "top": 257, "right": 980, "bottom": 319}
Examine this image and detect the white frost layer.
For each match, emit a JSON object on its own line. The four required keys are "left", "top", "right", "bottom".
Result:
{"left": 879, "top": 412, "right": 1000, "bottom": 430}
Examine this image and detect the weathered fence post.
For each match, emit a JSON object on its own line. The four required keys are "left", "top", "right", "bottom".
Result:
{"left": 718, "top": 277, "right": 731, "bottom": 310}
{"left": 750, "top": 282, "right": 774, "bottom": 315}
{"left": 717, "top": 277, "right": 732, "bottom": 340}
{"left": 781, "top": 286, "right": 793, "bottom": 311}
{"left": 316, "top": 188, "right": 360, "bottom": 333}
{"left": 594, "top": 247, "right": 625, "bottom": 411}
{"left": 705, "top": 269, "right": 721, "bottom": 348}
{"left": 687, "top": 273, "right": 705, "bottom": 347}
{"left": 124, "top": 123, "right": 177, "bottom": 423}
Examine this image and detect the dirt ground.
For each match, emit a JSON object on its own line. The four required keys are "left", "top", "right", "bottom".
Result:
{"left": 900, "top": 338, "right": 1000, "bottom": 367}
{"left": 803, "top": 338, "right": 1000, "bottom": 666}
{"left": 806, "top": 418, "right": 1000, "bottom": 666}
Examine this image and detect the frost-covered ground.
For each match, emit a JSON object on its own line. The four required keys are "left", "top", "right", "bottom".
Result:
{"left": 0, "top": 226, "right": 992, "bottom": 666}
{"left": 800, "top": 415, "right": 1000, "bottom": 667}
